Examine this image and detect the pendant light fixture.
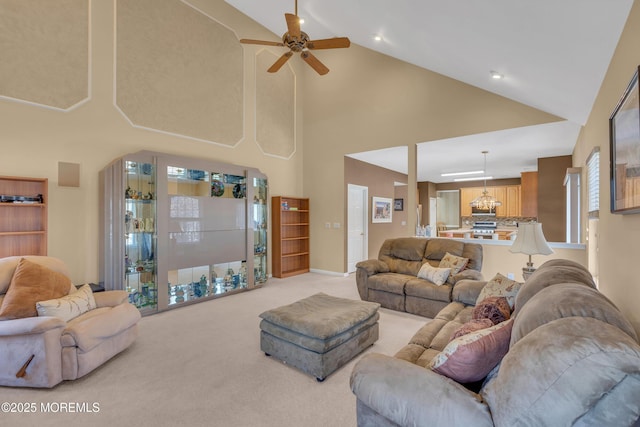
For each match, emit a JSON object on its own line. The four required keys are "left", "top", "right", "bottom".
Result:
{"left": 470, "top": 151, "right": 502, "bottom": 211}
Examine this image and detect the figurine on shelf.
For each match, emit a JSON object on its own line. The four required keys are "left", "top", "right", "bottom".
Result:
{"left": 199, "top": 274, "right": 208, "bottom": 296}
{"left": 239, "top": 261, "right": 247, "bottom": 285}
{"left": 125, "top": 211, "right": 132, "bottom": 234}
{"left": 224, "top": 267, "right": 234, "bottom": 288}
{"left": 192, "top": 281, "right": 203, "bottom": 298}
{"left": 127, "top": 287, "right": 140, "bottom": 307}
{"left": 147, "top": 282, "right": 157, "bottom": 303}
{"left": 211, "top": 269, "right": 217, "bottom": 285}
{"left": 175, "top": 286, "right": 185, "bottom": 303}
{"left": 125, "top": 186, "right": 134, "bottom": 199}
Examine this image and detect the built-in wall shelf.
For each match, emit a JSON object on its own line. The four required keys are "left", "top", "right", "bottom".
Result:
{"left": 0, "top": 176, "right": 48, "bottom": 257}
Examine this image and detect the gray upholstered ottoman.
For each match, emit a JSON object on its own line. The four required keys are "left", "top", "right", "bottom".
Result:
{"left": 259, "top": 293, "right": 380, "bottom": 381}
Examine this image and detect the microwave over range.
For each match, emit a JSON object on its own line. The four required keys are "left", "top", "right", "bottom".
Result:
{"left": 471, "top": 206, "right": 496, "bottom": 216}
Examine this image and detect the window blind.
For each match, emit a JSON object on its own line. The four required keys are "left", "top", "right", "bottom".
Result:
{"left": 587, "top": 148, "right": 600, "bottom": 215}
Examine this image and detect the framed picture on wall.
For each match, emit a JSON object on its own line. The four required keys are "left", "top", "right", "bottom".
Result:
{"left": 394, "top": 198, "right": 404, "bottom": 211}
{"left": 610, "top": 65, "right": 640, "bottom": 214}
{"left": 372, "top": 197, "right": 392, "bottom": 223}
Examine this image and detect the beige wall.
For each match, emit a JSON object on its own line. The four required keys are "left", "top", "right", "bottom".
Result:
{"left": 303, "top": 43, "right": 563, "bottom": 274}
{"left": 537, "top": 155, "right": 573, "bottom": 242}
{"left": 0, "top": 0, "right": 305, "bottom": 283}
{"left": 480, "top": 243, "right": 586, "bottom": 281}
{"left": 344, "top": 157, "right": 410, "bottom": 263}
{"left": 572, "top": 0, "right": 640, "bottom": 335}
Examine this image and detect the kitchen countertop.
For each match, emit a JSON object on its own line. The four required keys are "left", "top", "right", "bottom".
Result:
{"left": 438, "top": 227, "right": 518, "bottom": 241}
{"left": 441, "top": 227, "right": 518, "bottom": 234}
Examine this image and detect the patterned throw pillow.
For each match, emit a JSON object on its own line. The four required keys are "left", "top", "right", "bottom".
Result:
{"left": 449, "top": 319, "right": 493, "bottom": 341}
{"left": 439, "top": 252, "right": 469, "bottom": 275}
{"left": 417, "top": 263, "right": 451, "bottom": 286}
{"left": 477, "top": 273, "right": 523, "bottom": 310}
{"left": 430, "top": 319, "right": 514, "bottom": 383}
{"left": 450, "top": 318, "right": 494, "bottom": 341}
{"left": 473, "top": 296, "right": 511, "bottom": 325}
{"left": 36, "top": 284, "right": 97, "bottom": 322}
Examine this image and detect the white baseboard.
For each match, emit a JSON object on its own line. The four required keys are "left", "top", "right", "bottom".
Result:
{"left": 309, "top": 269, "right": 350, "bottom": 277}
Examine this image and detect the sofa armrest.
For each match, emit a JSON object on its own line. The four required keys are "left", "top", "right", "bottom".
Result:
{"left": 62, "top": 303, "right": 141, "bottom": 351}
{"left": 350, "top": 353, "right": 493, "bottom": 427}
{"left": 93, "top": 290, "right": 129, "bottom": 308}
{"left": 0, "top": 316, "right": 65, "bottom": 337}
{"left": 452, "top": 279, "right": 488, "bottom": 306}
{"left": 355, "top": 259, "right": 390, "bottom": 276}
{"left": 355, "top": 260, "right": 390, "bottom": 301}
{"left": 452, "top": 269, "right": 483, "bottom": 283}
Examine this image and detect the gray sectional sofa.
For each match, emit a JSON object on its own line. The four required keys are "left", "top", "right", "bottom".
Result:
{"left": 356, "top": 237, "right": 484, "bottom": 318}
{"left": 350, "top": 259, "right": 640, "bottom": 426}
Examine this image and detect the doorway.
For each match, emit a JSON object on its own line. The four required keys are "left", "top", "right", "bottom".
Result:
{"left": 347, "top": 184, "right": 368, "bottom": 273}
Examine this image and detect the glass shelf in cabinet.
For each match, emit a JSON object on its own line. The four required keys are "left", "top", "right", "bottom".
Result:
{"left": 126, "top": 282, "right": 157, "bottom": 309}
{"left": 124, "top": 198, "right": 155, "bottom": 205}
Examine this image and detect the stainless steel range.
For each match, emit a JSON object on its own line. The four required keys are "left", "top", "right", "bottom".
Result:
{"left": 472, "top": 221, "right": 497, "bottom": 239}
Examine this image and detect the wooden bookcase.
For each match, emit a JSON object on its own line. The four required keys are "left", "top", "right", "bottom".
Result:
{"left": 0, "top": 176, "right": 48, "bottom": 257}
{"left": 271, "top": 196, "right": 310, "bottom": 278}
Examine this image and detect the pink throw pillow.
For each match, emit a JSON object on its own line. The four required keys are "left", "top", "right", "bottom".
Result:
{"left": 430, "top": 319, "right": 514, "bottom": 383}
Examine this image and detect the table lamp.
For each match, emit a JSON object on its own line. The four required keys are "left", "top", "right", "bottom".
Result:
{"left": 509, "top": 222, "right": 553, "bottom": 280}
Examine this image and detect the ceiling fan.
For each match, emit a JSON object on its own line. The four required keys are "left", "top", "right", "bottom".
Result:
{"left": 239, "top": 0, "right": 350, "bottom": 75}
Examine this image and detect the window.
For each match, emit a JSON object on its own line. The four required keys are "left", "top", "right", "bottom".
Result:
{"left": 587, "top": 148, "right": 600, "bottom": 217}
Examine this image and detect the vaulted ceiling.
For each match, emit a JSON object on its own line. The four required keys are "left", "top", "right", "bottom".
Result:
{"left": 226, "top": 0, "right": 634, "bottom": 181}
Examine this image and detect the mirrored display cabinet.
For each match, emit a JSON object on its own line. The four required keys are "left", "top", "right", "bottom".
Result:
{"left": 100, "top": 151, "right": 268, "bottom": 315}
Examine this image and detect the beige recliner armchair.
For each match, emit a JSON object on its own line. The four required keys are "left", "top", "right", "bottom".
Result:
{"left": 0, "top": 256, "right": 141, "bottom": 388}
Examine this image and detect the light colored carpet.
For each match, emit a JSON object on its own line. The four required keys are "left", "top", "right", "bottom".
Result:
{"left": 0, "top": 273, "right": 429, "bottom": 427}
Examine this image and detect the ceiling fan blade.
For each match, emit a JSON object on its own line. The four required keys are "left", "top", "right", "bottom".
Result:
{"left": 306, "top": 37, "right": 351, "bottom": 50}
{"left": 285, "top": 13, "right": 301, "bottom": 38}
{"left": 268, "top": 51, "right": 293, "bottom": 73}
{"left": 301, "top": 51, "right": 329, "bottom": 75}
{"left": 240, "top": 38, "right": 284, "bottom": 47}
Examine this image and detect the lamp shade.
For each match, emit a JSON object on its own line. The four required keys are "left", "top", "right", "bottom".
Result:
{"left": 509, "top": 223, "right": 553, "bottom": 256}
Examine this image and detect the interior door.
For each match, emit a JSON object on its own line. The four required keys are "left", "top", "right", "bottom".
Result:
{"left": 429, "top": 197, "right": 437, "bottom": 236}
{"left": 347, "top": 184, "right": 368, "bottom": 273}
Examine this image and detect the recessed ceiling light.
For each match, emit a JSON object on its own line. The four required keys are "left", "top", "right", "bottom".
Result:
{"left": 299, "top": 18, "right": 305, "bottom": 24}
{"left": 441, "top": 170, "right": 484, "bottom": 177}
{"left": 490, "top": 70, "right": 504, "bottom": 80}
{"left": 373, "top": 35, "right": 383, "bottom": 42}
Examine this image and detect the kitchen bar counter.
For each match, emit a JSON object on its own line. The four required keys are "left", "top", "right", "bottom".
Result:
{"left": 438, "top": 227, "right": 518, "bottom": 240}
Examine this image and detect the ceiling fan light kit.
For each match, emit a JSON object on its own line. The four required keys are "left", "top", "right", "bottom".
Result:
{"left": 239, "top": 0, "right": 350, "bottom": 75}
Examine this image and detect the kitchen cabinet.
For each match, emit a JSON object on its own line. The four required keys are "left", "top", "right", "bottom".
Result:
{"left": 505, "top": 185, "right": 521, "bottom": 217}
{"left": 493, "top": 187, "right": 507, "bottom": 216}
{"left": 461, "top": 185, "right": 520, "bottom": 217}
{"left": 521, "top": 172, "right": 538, "bottom": 217}
{"left": 460, "top": 187, "right": 483, "bottom": 216}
